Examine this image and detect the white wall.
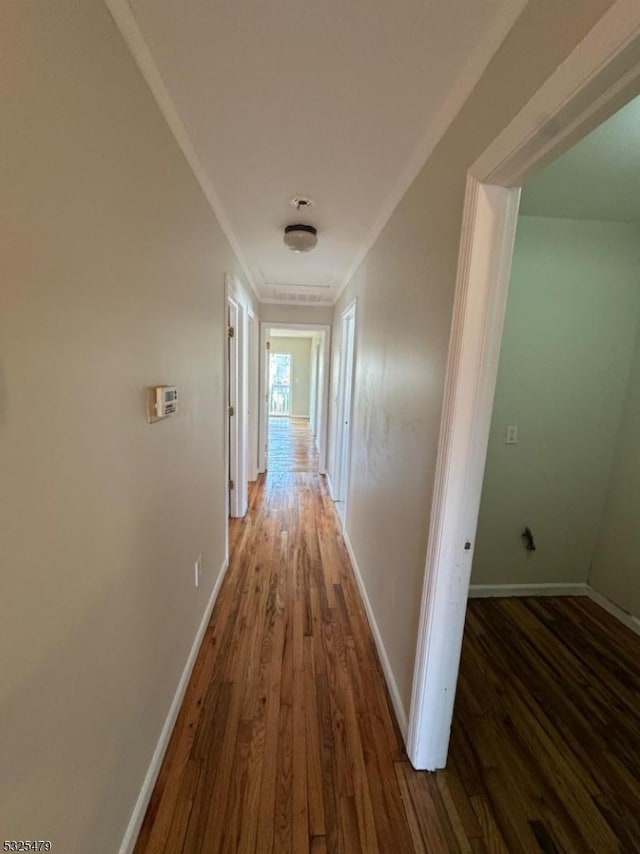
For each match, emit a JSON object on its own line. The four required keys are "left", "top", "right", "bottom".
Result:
{"left": 472, "top": 217, "right": 640, "bottom": 585}
{"left": 0, "top": 2, "right": 254, "bottom": 851}
{"left": 329, "top": 0, "right": 617, "bottom": 718}
{"left": 591, "top": 329, "right": 640, "bottom": 617}
{"left": 260, "top": 303, "right": 333, "bottom": 325}
{"left": 270, "top": 337, "right": 313, "bottom": 417}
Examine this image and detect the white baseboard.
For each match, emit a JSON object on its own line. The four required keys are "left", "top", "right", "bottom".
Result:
{"left": 586, "top": 587, "right": 640, "bottom": 637}
{"left": 341, "top": 529, "right": 408, "bottom": 739}
{"left": 119, "top": 557, "right": 229, "bottom": 854}
{"left": 325, "top": 473, "right": 336, "bottom": 501}
{"left": 468, "top": 582, "right": 590, "bottom": 599}
{"left": 467, "top": 582, "right": 640, "bottom": 638}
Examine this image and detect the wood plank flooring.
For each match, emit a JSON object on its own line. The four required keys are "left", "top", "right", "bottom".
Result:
{"left": 134, "top": 420, "right": 640, "bottom": 853}
{"left": 267, "top": 417, "right": 319, "bottom": 474}
{"left": 456, "top": 597, "right": 640, "bottom": 853}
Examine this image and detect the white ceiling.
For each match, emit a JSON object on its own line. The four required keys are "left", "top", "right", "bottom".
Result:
{"left": 122, "top": 0, "right": 526, "bottom": 304}
{"left": 521, "top": 95, "right": 640, "bottom": 222}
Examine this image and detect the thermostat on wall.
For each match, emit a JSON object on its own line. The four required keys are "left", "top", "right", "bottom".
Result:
{"left": 147, "top": 386, "right": 178, "bottom": 423}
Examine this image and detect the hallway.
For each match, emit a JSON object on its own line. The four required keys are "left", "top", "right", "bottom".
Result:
{"left": 133, "top": 420, "right": 457, "bottom": 853}
{"left": 132, "top": 420, "right": 640, "bottom": 853}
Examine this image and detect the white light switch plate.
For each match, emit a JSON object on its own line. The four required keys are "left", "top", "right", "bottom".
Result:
{"left": 505, "top": 425, "right": 519, "bottom": 445}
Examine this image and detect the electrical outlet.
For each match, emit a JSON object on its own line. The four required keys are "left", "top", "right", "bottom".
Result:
{"left": 505, "top": 425, "right": 519, "bottom": 445}
{"left": 194, "top": 554, "right": 202, "bottom": 588}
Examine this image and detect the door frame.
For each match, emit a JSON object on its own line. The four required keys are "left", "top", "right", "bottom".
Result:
{"left": 330, "top": 300, "right": 357, "bottom": 523}
{"left": 407, "top": 1, "right": 640, "bottom": 771}
{"left": 247, "top": 308, "right": 259, "bottom": 482}
{"left": 259, "top": 322, "right": 332, "bottom": 474}
{"left": 225, "top": 277, "right": 248, "bottom": 519}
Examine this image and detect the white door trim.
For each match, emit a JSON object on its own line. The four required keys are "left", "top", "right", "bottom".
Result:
{"left": 258, "top": 323, "right": 332, "bottom": 474}
{"left": 225, "top": 278, "right": 248, "bottom": 518}
{"left": 247, "top": 309, "right": 259, "bottom": 482}
{"left": 407, "top": 0, "right": 640, "bottom": 771}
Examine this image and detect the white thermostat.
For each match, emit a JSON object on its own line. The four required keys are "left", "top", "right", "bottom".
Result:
{"left": 147, "top": 386, "right": 178, "bottom": 423}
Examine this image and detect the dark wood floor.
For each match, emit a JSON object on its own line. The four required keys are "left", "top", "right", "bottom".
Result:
{"left": 134, "top": 420, "right": 640, "bottom": 853}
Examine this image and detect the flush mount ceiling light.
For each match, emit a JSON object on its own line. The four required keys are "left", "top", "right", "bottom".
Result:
{"left": 283, "top": 223, "right": 318, "bottom": 253}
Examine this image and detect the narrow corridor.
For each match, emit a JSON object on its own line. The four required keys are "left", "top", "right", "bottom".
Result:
{"left": 133, "top": 420, "right": 640, "bottom": 853}
{"left": 132, "top": 419, "right": 429, "bottom": 852}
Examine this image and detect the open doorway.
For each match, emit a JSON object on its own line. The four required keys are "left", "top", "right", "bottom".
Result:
{"left": 409, "top": 14, "right": 640, "bottom": 773}
{"left": 471, "top": 97, "right": 640, "bottom": 597}
{"left": 259, "top": 322, "right": 331, "bottom": 476}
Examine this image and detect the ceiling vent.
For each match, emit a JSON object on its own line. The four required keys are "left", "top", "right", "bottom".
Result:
{"left": 272, "top": 291, "right": 330, "bottom": 304}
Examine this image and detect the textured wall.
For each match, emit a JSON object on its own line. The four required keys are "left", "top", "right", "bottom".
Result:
{"left": 0, "top": 2, "right": 252, "bottom": 850}
{"left": 330, "top": 0, "right": 615, "bottom": 715}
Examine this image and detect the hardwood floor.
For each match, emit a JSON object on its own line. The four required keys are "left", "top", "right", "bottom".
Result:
{"left": 456, "top": 597, "right": 640, "bottom": 853}
{"left": 267, "top": 417, "right": 319, "bottom": 474}
{"left": 134, "top": 420, "right": 640, "bottom": 853}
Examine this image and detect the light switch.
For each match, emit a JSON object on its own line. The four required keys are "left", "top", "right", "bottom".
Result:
{"left": 505, "top": 425, "right": 519, "bottom": 445}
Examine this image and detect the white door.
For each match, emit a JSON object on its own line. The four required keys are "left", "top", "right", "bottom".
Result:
{"left": 334, "top": 303, "right": 356, "bottom": 521}
{"left": 247, "top": 312, "right": 259, "bottom": 482}
{"left": 227, "top": 297, "right": 239, "bottom": 515}
{"left": 259, "top": 330, "right": 272, "bottom": 472}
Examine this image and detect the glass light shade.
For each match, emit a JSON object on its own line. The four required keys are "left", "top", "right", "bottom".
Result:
{"left": 283, "top": 224, "right": 318, "bottom": 252}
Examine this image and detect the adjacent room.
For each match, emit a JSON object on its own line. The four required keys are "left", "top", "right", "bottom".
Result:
{"left": 457, "top": 94, "right": 640, "bottom": 850}
{"left": 264, "top": 328, "right": 326, "bottom": 475}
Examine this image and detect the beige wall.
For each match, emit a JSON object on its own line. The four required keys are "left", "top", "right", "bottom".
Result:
{"left": 591, "top": 330, "right": 640, "bottom": 618}
{"left": 330, "top": 0, "right": 615, "bottom": 716}
{"left": 270, "top": 337, "right": 313, "bottom": 417}
{"left": 472, "top": 217, "right": 640, "bottom": 586}
{"left": 1, "top": 2, "right": 253, "bottom": 851}
{"left": 259, "top": 302, "right": 333, "bottom": 325}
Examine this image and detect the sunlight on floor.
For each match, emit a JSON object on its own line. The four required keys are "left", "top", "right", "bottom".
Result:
{"left": 267, "top": 416, "right": 319, "bottom": 475}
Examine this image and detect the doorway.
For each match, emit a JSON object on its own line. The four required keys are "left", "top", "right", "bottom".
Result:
{"left": 259, "top": 323, "right": 331, "bottom": 475}
{"left": 408, "top": 10, "right": 640, "bottom": 772}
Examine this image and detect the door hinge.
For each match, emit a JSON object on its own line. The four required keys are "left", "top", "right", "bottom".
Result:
{"left": 229, "top": 479, "right": 234, "bottom": 490}
{"left": 228, "top": 325, "right": 235, "bottom": 338}
{"left": 266, "top": 340, "right": 271, "bottom": 350}
{"left": 228, "top": 405, "right": 235, "bottom": 417}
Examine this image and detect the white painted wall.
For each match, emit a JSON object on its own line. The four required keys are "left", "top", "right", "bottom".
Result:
{"left": 1, "top": 2, "right": 255, "bottom": 850}
{"left": 591, "top": 329, "right": 640, "bottom": 618}
{"left": 259, "top": 303, "right": 333, "bottom": 325}
{"left": 329, "top": 0, "right": 618, "bottom": 720}
{"left": 472, "top": 217, "right": 640, "bottom": 585}
{"left": 270, "top": 337, "right": 313, "bottom": 418}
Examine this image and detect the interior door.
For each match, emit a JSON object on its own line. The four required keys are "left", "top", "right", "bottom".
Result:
{"left": 228, "top": 298, "right": 238, "bottom": 514}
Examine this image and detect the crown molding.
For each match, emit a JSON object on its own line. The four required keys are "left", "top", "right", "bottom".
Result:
{"left": 335, "top": 0, "right": 527, "bottom": 304}
{"left": 103, "top": 0, "right": 261, "bottom": 304}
